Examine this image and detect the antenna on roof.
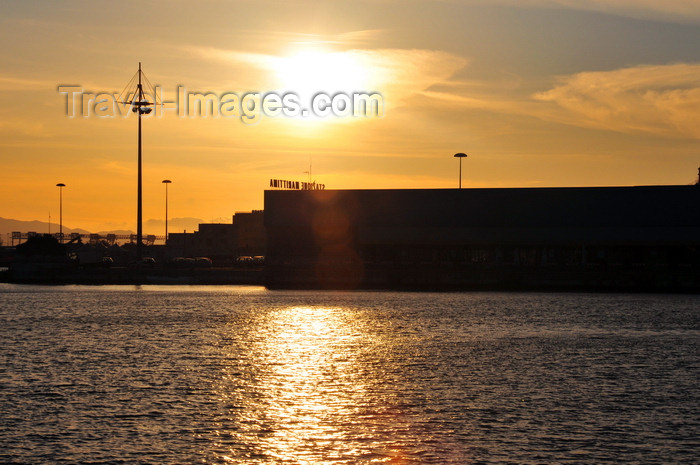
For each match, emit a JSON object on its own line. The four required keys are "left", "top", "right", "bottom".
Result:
{"left": 303, "top": 157, "right": 312, "bottom": 183}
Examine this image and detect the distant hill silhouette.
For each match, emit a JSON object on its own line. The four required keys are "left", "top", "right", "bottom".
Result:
{"left": 1, "top": 216, "right": 206, "bottom": 244}
{"left": 0, "top": 217, "right": 90, "bottom": 240}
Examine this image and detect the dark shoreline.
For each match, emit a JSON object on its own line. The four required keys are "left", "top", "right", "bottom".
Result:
{"left": 0, "top": 266, "right": 263, "bottom": 286}
{"left": 3, "top": 265, "right": 700, "bottom": 293}
{"left": 264, "top": 268, "right": 700, "bottom": 293}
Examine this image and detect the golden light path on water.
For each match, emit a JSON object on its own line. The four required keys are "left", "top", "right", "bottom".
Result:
{"left": 213, "top": 304, "right": 418, "bottom": 464}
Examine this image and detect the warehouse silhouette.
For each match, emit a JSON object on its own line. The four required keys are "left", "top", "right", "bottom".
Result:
{"left": 264, "top": 185, "right": 700, "bottom": 291}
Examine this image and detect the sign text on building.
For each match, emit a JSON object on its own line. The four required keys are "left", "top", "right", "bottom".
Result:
{"left": 269, "top": 179, "right": 326, "bottom": 190}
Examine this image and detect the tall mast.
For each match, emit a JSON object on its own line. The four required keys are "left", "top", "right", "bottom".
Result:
{"left": 117, "top": 62, "right": 154, "bottom": 261}
{"left": 137, "top": 62, "right": 143, "bottom": 260}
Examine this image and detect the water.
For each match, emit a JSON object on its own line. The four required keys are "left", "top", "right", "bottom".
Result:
{"left": 1, "top": 284, "right": 698, "bottom": 464}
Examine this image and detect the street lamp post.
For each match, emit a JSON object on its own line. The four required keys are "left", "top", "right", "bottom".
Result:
{"left": 454, "top": 153, "right": 468, "bottom": 189}
{"left": 56, "top": 183, "right": 66, "bottom": 243}
{"left": 162, "top": 179, "right": 171, "bottom": 245}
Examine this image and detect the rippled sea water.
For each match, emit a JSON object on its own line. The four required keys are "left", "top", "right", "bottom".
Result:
{"left": 0, "top": 284, "right": 698, "bottom": 464}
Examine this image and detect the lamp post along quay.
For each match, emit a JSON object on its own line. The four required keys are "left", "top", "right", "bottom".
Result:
{"left": 56, "top": 183, "right": 66, "bottom": 243}
{"left": 454, "top": 153, "right": 468, "bottom": 189}
{"left": 117, "top": 63, "right": 159, "bottom": 260}
{"left": 162, "top": 179, "right": 172, "bottom": 245}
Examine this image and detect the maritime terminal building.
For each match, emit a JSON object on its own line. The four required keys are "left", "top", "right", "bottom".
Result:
{"left": 263, "top": 185, "right": 700, "bottom": 291}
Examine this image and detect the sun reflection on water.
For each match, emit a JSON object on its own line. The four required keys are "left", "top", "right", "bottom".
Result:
{"left": 214, "top": 305, "right": 411, "bottom": 463}
{"left": 258, "top": 307, "right": 363, "bottom": 460}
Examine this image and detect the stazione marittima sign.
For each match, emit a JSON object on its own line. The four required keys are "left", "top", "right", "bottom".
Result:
{"left": 269, "top": 179, "right": 326, "bottom": 190}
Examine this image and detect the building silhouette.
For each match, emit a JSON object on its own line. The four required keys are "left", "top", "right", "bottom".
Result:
{"left": 264, "top": 185, "right": 700, "bottom": 291}
{"left": 167, "top": 211, "right": 265, "bottom": 265}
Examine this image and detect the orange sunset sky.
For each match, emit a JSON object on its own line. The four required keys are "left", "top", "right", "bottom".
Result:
{"left": 2, "top": 0, "right": 700, "bottom": 233}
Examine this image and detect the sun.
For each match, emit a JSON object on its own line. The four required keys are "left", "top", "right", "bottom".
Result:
{"left": 274, "top": 49, "right": 372, "bottom": 101}
{"left": 268, "top": 46, "right": 386, "bottom": 127}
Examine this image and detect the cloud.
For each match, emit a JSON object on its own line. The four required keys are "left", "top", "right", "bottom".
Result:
{"left": 442, "top": 0, "right": 700, "bottom": 24}
{"left": 283, "top": 29, "right": 389, "bottom": 46}
{"left": 0, "top": 75, "right": 57, "bottom": 92}
{"left": 548, "top": 0, "right": 700, "bottom": 23}
{"left": 534, "top": 63, "right": 700, "bottom": 138}
{"left": 353, "top": 49, "right": 469, "bottom": 106}
{"left": 403, "top": 61, "right": 700, "bottom": 144}
{"left": 0, "top": 119, "right": 48, "bottom": 138}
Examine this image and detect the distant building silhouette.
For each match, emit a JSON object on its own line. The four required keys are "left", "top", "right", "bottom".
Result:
{"left": 167, "top": 211, "right": 265, "bottom": 264}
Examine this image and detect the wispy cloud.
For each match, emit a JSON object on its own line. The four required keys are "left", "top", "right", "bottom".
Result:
{"left": 353, "top": 49, "right": 468, "bottom": 106}
{"left": 0, "top": 119, "right": 48, "bottom": 137}
{"left": 0, "top": 75, "right": 58, "bottom": 91}
{"left": 549, "top": 0, "right": 700, "bottom": 23}
{"left": 284, "top": 29, "right": 389, "bottom": 46}
{"left": 534, "top": 63, "right": 700, "bottom": 138}
{"left": 442, "top": 0, "right": 700, "bottom": 23}
{"left": 418, "top": 62, "right": 700, "bottom": 140}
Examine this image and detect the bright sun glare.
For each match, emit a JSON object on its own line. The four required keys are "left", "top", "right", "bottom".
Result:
{"left": 274, "top": 49, "right": 372, "bottom": 100}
